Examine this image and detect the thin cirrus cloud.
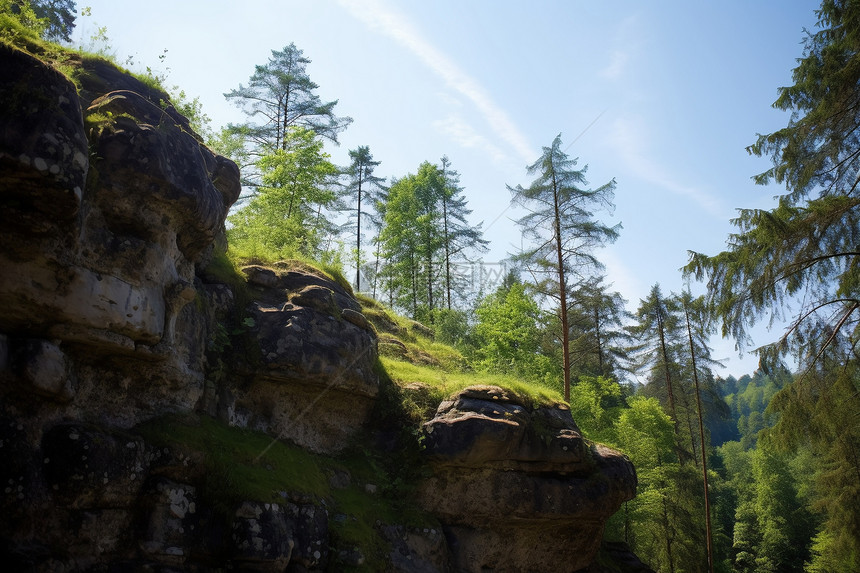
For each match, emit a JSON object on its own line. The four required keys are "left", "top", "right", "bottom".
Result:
{"left": 609, "top": 117, "right": 728, "bottom": 218}
{"left": 600, "top": 50, "right": 630, "bottom": 80}
{"left": 433, "top": 116, "right": 509, "bottom": 163}
{"left": 337, "top": 0, "right": 535, "bottom": 165}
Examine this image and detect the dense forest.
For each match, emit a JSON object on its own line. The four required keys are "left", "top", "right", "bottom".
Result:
{"left": 3, "top": 1, "right": 859, "bottom": 572}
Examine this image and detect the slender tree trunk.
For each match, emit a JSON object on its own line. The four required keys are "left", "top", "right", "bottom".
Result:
{"left": 410, "top": 250, "right": 417, "bottom": 317}
{"left": 663, "top": 493, "right": 676, "bottom": 573}
{"left": 372, "top": 234, "right": 381, "bottom": 300}
{"left": 657, "top": 311, "right": 679, "bottom": 429}
{"left": 680, "top": 387, "right": 699, "bottom": 467}
{"left": 594, "top": 307, "right": 604, "bottom": 376}
{"left": 551, "top": 167, "right": 571, "bottom": 401}
{"left": 443, "top": 194, "right": 452, "bottom": 310}
{"left": 355, "top": 167, "right": 363, "bottom": 291}
{"left": 427, "top": 250, "right": 434, "bottom": 317}
{"left": 684, "top": 303, "right": 715, "bottom": 573}
{"left": 656, "top": 308, "right": 685, "bottom": 467}
{"left": 280, "top": 87, "right": 291, "bottom": 151}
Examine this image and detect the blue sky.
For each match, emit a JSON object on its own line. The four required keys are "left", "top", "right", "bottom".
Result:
{"left": 77, "top": 0, "right": 820, "bottom": 377}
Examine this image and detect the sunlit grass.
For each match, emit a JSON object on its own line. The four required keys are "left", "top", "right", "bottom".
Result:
{"left": 224, "top": 242, "right": 353, "bottom": 296}
{"left": 381, "top": 355, "right": 564, "bottom": 421}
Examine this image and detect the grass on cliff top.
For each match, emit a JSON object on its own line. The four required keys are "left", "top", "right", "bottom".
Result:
{"left": 0, "top": 16, "right": 162, "bottom": 94}
{"left": 355, "top": 292, "right": 564, "bottom": 420}
{"left": 204, "top": 247, "right": 563, "bottom": 418}
{"left": 223, "top": 242, "right": 353, "bottom": 295}
{"left": 381, "top": 356, "right": 564, "bottom": 425}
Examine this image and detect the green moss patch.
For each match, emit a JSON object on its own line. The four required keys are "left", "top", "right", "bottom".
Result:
{"left": 135, "top": 413, "right": 438, "bottom": 570}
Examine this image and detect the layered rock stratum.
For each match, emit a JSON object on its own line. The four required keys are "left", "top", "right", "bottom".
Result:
{"left": 0, "top": 42, "right": 645, "bottom": 572}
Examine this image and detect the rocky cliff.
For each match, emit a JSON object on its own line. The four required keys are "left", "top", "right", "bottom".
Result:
{"left": 0, "top": 42, "right": 645, "bottom": 572}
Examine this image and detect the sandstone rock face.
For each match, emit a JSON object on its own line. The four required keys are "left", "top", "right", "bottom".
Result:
{"left": 419, "top": 386, "right": 638, "bottom": 573}
{"left": 0, "top": 44, "right": 642, "bottom": 572}
{"left": 215, "top": 264, "right": 378, "bottom": 454}
{"left": 0, "top": 44, "right": 240, "bottom": 428}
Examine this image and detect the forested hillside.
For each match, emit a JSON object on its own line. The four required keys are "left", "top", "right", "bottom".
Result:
{"left": 2, "top": 1, "right": 859, "bottom": 572}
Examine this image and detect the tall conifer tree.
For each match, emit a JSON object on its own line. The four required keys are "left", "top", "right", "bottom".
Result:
{"left": 509, "top": 134, "right": 619, "bottom": 400}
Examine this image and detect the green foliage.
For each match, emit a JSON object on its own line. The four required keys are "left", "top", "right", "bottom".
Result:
{"left": 29, "top": 0, "right": 75, "bottom": 42}
{"left": 764, "top": 363, "right": 860, "bottom": 572}
{"left": 343, "top": 145, "right": 387, "bottom": 292}
{"left": 470, "top": 280, "right": 558, "bottom": 386}
{"left": 0, "top": 0, "right": 46, "bottom": 46}
{"left": 378, "top": 161, "right": 447, "bottom": 317}
{"left": 436, "top": 155, "right": 489, "bottom": 309}
{"left": 681, "top": 7, "right": 860, "bottom": 565}
{"left": 376, "top": 157, "right": 486, "bottom": 318}
{"left": 684, "top": 0, "right": 860, "bottom": 370}
{"left": 167, "top": 87, "right": 212, "bottom": 140}
{"left": 612, "top": 396, "right": 712, "bottom": 571}
{"left": 568, "top": 275, "right": 632, "bottom": 381}
{"left": 136, "top": 414, "right": 331, "bottom": 503}
{"left": 568, "top": 375, "right": 624, "bottom": 444}
{"left": 227, "top": 126, "right": 340, "bottom": 260}
{"left": 615, "top": 396, "right": 676, "bottom": 468}
{"left": 380, "top": 356, "right": 563, "bottom": 426}
{"left": 429, "top": 307, "right": 469, "bottom": 348}
{"left": 719, "top": 439, "right": 815, "bottom": 573}
{"left": 224, "top": 42, "right": 352, "bottom": 150}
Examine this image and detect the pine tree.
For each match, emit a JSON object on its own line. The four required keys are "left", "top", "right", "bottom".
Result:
{"left": 628, "top": 284, "right": 684, "bottom": 443}
{"left": 438, "top": 156, "right": 488, "bottom": 309}
{"left": 680, "top": 291, "right": 721, "bottom": 573}
{"left": 510, "top": 134, "right": 619, "bottom": 400}
{"left": 227, "top": 127, "right": 338, "bottom": 258}
{"left": 567, "top": 275, "right": 632, "bottom": 381}
{"left": 684, "top": 3, "right": 860, "bottom": 566}
{"left": 224, "top": 43, "right": 352, "bottom": 154}
{"left": 471, "top": 278, "right": 553, "bottom": 380}
{"left": 378, "top": 159, "right": 486, "bottom": 318}
{"left": 343, "top": 146, "right": 386, "bottom": 291}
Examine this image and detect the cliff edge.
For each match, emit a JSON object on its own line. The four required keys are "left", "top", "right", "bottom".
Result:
{"left": 0, "top": 42, "right": 642, "bottom": 572}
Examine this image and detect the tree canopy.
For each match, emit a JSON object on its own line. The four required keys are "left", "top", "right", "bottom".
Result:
{"left": 224, "top": 43, "right": 352, "bottom": 153}
{"left": 685, "top": 0, "right": 860, "bottom": 369}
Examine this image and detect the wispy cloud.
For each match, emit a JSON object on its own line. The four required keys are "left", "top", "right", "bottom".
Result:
{"left": 600, "top": 14, "right": 640, "bottom": 81}
{"left": 609, "top": 117, "right": 728, "bottom": 217}
{"left": 433, "top": 115, "right": 508, "bottom": 163}
{"left": 601, "top": 50, "right": 629, "bottom": 80}
{"left": 337, "top": 0, "right": 535, "bottom": 164}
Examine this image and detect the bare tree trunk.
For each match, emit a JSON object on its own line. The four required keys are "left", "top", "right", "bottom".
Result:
{"left": 551, "top": 167, "right": 571, "bottom": 401}
{"left": 684, "top": 302, "right": 715, "bottom": 573}
{"left": 355, "top": 167, "right": 363, "bottom": 291}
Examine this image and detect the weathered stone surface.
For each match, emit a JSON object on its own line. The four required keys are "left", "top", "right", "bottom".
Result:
{"left": 381, "top": 524, "right": 451, "bottom": 573}
{"left": 87, "top": 90, "right": 239, "bottom": 259}
{"left": 231, "top": 501, "right": 294, "bottom": 571}
{"left": 0, "top": 43, "right": 240, "bottom": 430}
{"left": 139, "top": 478, "right": 199, "bottom": 565}
{"left": 0, "top": 44, "right": 88, "bottom": 231}
{"left": 41, "top": 423, "right": 152, "bottom": 509}
{"left": 10, "top": 338, "right": 74, "bottom": 402}
{"left": 251, "top": 302, "right": 378, "bottom": 396}
{"left": 0, "top": 44, "right": 647, "bottom": 572}
{"left": 419, "top": 386, "right": 637, "bottom": 572}
{"left": 283, "top": 500, "right": 329, "bottom": 569}
{"left": 219, "top": 265, "right": 379, "bottom": 453}
{"left": 422, "top": 384, "right": 591, "bottom": 472}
